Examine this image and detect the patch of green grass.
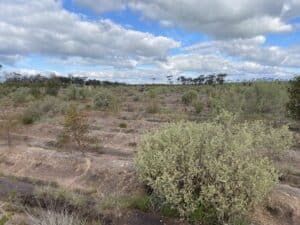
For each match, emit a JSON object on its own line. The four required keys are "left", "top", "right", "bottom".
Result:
{"left": 0, "top": 215, "right": 8, "bottom": 225}
{"left": 34, "top": 186, "right": 89, "bottom": 210}
{"left": 161, "top": 205, "right": 179, "bottom": 218}
{"left": 119, "top": 122, "right": 127, "bottom": 129}
{"left": 99, "top": 195, "right": 151, "bottom": 213}
{"left": 126, "top": 196, "right": 151, "bottom": 212}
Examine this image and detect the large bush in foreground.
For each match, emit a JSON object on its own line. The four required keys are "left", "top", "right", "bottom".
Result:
{"left": 135, "top": 112, "right": 294, "bottom": 224}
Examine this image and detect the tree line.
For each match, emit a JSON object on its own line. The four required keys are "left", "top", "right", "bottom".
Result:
{"left": 177, "top": 73, "right": 227, "bottom": 85}
{"left": 1, "top": 72, "right": 125, "bottom": 87}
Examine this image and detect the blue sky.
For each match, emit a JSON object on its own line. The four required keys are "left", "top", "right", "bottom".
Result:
{"left": 0, "top": 0, "right": 299, "bottom": 83}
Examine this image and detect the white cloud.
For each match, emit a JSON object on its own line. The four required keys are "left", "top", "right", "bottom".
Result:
{"left": 158, "top": 53, "right": 293, "bottom": 79}
{"left": 75, "top": 0, "right": 300, "bottom": 38}
{"left": 185, "top": 36, "right": 300, "bottom": 68}
{"left": 0, "top": 0, "right": 180, "bottom": 67}
{"left": 74, "top": 0, "right": 126, "bottom": 13}
{"left": 0, "top": 0, "right": 299, "bottom": 82}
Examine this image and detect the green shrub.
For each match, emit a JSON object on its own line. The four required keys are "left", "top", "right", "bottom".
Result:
{"left": 22, "top": 108, "right": 40, "bottom": 124}
{"left": 135, "top": 111, "right": 294, "bottom": 224}
{"left": 10, "top": 87, "right": 34, "bottom": 104}
{"left": 146, "top": 100, "right": 160, "bottom": 114}
{"left": 287, "top": 76, "right": 300, "bottom": 120}
{"left": 94, "top": 91, "right": 120, "bottom": 112}
{"left": 63, "top": 105, "right": 89, "bottom": 150}
{"left": 0, "top": 216, "right": 8, "bottom": 225}
{"left": 208, "top": 87, "right": 245, "bottom": 114}
{"left": 208, "top": 83, "right": 289, "bottom": 118}
{"left": 181, "top": 90, "right": 198, "bottom": 105}
{"left": 45, "top": 79, "right": 60, "bottom": 96}
{"left": 133, "top": 95, "right": 140, "bottom": 102}
{"left": 65, "top": 86, "right": 90, "bottom": 101}
{"left": 244, "top": 82, "right": 288, "bottom": 115}
{"left": 30, "top": 85, "right": 43, "bottom": 98}
{"left": 147, "top": 88, "right": 158, "bottom": 99}
{"left": 119, "top": 122, "right": 127, "bottom": 129}
{"left": 192, "top": 100, "right": 204, "bottom": 114}
{"left": 22, "top": 96, "right": 67, "bottom": 124}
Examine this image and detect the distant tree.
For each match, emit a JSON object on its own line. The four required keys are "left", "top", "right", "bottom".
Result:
{"left": 205, "top": 74, "right": 216, "bottom": 85}
{"left": 177, "top": 76, "right": 187, "bottom": 85}
{"left": 193, "top": 75, "right": 205, "bottom": 85}
{"left": 166, "top": 75, "right": 174, "bottom": 84}
{"left": 216, "top": 73, "right": 227, "bottom": 84}
{"left": 85, "top": 79, "right": 102, "bottom": 87}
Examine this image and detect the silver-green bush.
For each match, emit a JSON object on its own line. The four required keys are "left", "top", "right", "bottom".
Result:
{"left": 135, "top": 112, "right": 294, "bottom": 223}
{"left": 181, "top": 90, "right": 198, "bottom": 105}
{"left": 93, "top": 91, "right": 120, "bottom": 112}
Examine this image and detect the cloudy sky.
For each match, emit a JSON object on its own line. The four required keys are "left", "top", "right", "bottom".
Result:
{"left": 0, "top": 0, "right": 300, "bottom": 83}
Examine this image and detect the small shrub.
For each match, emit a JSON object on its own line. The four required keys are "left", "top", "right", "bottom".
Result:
{"left": 126, "top": 196, "right": 151, "bottom": 212}
{"left": 29, "top": 211, "right": 85, "bottom": 225}
{"left": 65, "top": 86, "right": 90, "bottom": 101}
{"left": 119, "top": 122, "right": 127, "bottom": 129}
{"left": 146, "top": 100, "right": 160, "bottom": 114}
{"left": 0, "top": 216, "right": 8, "bottom": 225}
{"left": 63, "top": 105, "right": 89, "bottom": 151}
{"left": 181, "top": 90, "right": 198, "bottom": 105}
{"left": 0, "top": 100, "right": 20, "bottom": 146}
{"left": 30, "top": 86, "right": 43, "bottom": 98}
{"left": 94, "top": 91, "right": 120, "bottom": 112}
{"left": 34, "top": 186, "right": 88, "bottom": 210}
{"left": 22, "top": 96, "right": 67, "bottom": 124}
{"left": 10, "top": 87, "right": 34, "bottom": 105}
{"left": 147, "top": 88, "right": 158, "bottom": 99}
{"left": 46, "top": 79, "right": 60, "bottom": 96}
{"left": 244, "top": 82, "right": 288, "bottom": 115}
{"left": 135, "top": 111, "right": 294, "bottom": 224}
{"left": 192, "top": 100, "right": 204, "bottom": 114}
{"left": 287, "top": 76, "right": 300, "bottom": 120}
{"left": 22, "top": 108, "right": 40, "bottom": 124}
{"left": 133, "top": 96, "right": 140, "bottom": 102}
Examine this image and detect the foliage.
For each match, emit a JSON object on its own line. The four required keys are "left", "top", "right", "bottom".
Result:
{"left": 100, "top": 195, "right": 151, "bottom": 213}
{"left": 22, "top": 96, "right": 67, "bottom": 124}
{"left": 63, "top": 105, "right": 89, "bottom": 150}
{"left": 135, "top": 111, "right": 294, "bottom": 224}
{"left": 119, "top": 122, "right": 127, "bottom": 129}
{"left": 147, "top": 88, "right": 158, "bottom": 99}
{"left": 93, "top": 91, "right": 120, "bottom": 112}
{"left": 287, "top": 75, "right": 300, "bottom": 120}
{"left": 29, "top": 210, "right": 86, "bottom": 225}
{"left": 146, "top": 100, "right": 160, "bottom": 114}
{"left": 181, "top": 90, "right": 198, "bottom": 105}
{"left": 192, "top": 100, "right": 204, "bottom": 114}
{"left": 0, "top": 216, "right": 8, "bottom": 225}
{"left": 9, "top": 87, "right": 34, "bottom": 105}
{"left": 46, "top": 78, "right": 61, "bottom": 96}
{"left": 22, "top": 108, "right": 41, "bottom": 124}
{"left": 208, "top": 82, "right": 289, "bottom": 118}
{"left": 0, "top": 100, "right": 20, "bottom": 147}
{"left": 65, "top": 86, "right": 90, "bottom": 101}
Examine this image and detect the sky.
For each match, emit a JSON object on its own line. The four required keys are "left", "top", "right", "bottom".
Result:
{"left": 0, "top": 0, "right": 300, "bottom": 83}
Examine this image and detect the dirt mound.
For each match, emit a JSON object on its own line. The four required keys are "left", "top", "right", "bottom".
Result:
{"left": 0, "top": 146, "right": 138, "bottom": 195}
{"left": 252, "top": 185, "right": 300, "bottom": 225}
